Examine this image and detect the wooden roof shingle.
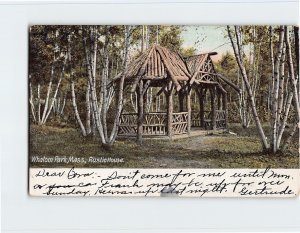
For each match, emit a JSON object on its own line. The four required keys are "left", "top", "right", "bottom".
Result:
{"left": 112, "top": 46, "right": 240, "bottom": 93}
{"left": 114, "top": 45, "right": 191, "bottom": 91}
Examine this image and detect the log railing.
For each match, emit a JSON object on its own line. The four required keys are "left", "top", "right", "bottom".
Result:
{"left": 118, "top": 112, "right": 167, "bottom": 136}
{"left": 118, "top": 113, "right": 138, "bottom": 136}
{"left": 118, "top": 112, "right": 188, "bottom": 136}
{"left": 143, "top": 112, "right": 167, "bottom": 136}
{"left": 192, "top": 110, "right": 226, "bottom": 129}
{"left": 203, "top": 111, "right": 212, "bottom": 129}
{"left": 191, "top": 111, "right": 201, "bottom": 127}
{"left": 216, "top": 110, "right": 226, "bottom": 129}
{"left": 172, "top": 112, "right": 188, "bottom": 135}
{"left": 118, "top": 110, "right": 226, "bottom": 137}
{"left": 191, "top": 111, "right": 210, "bottom": 127}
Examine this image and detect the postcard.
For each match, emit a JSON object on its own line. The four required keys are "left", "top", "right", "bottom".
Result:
{"left": 28, "top": 25, "right": 299, "bottom": 197}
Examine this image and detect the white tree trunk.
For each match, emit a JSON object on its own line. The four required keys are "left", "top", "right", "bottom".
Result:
{"left": 146, "top": 87, "right": 153, "bottom": 112}
{"left": 29, "top": 81, "right": 36, "bottom": 122}
{"left": 41, "top": 63, "right": 54, "bottom": 124}
{"left": 271, "top": 26, "right": 284, "bottom": 152}
{"left": 269, "top": 26, "right": 275, "bottom": 112}
{"left": 279, "top": 26, "right": 300, "bottom": 151}
{"left": 85, "top": 84, "right": 92, "bottom": 135}
{"left": 101, "top": 48, "right": 109, "bottom": 141}
{"left": 285, "top": 26, "right": 300, "bottom": 121}
{"left": 71, "top": 81, "right": 87, "bottom": 136}
{"left": 227, "top": 26, "right": 269, "bottom": 150}
{"left": 130, "top": 92, "right": 138, "bottom": 112}
{"left": 60, "top": 92, "right": 67, "bottom": 115}
{"left": 276, "top": 44, "right": 286, "bottom": 134}
{"left": 42, "top": 55, "right": 67, "bottom": 124}
{"left": 37, "top": 84, "right": 41, "bottom": 123}
{"left": 83, "top": 26, "right": 105, "bottom": 142}
{"left": 108, "top": 25, "right": 131, "bottom": 143}
{"left": 277, "top": 90, "right": 293, "bottom": 148}
{"left": 283, "top": 122, "right": 298, "bottom": 150}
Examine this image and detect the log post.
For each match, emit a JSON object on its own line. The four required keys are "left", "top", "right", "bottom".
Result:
{"left": 143, "top": 86, "right": 148, "bottom": 112}
{"left": 211, "top": 86, "right": 217, "bottom": 130}
{"left": 137, "top": 80, "right": 144, "bottom": 144}
{"left": 115, "top": 82, "right": 120, "bottom": 112}
{"left": 166, "top": 86, "right": 173, "bottom": 139}
{"left": 217, "top": 90, "right": 221, "bottom": 110}
{"left": 223, "top": 92, "right": 228, "bottom": 129}
{"left": 199, "top": 87, "right": 204, "bottom": 128}
{"left": 178, "top": 92, "right": 185, "bottom": 112}
{"left": 186, "top": 90, "right": 191, "bottom": 135}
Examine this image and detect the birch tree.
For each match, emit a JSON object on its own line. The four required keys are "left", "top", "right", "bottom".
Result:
{"left": 29, "top": 26, "right": 69, "bottom": 125}
{"left": 227, "top": 26, "right": 269, "bottom": 150}
{"left": 270, "top": 26, "right": 285, "bottom": 152}
{"left": 82, "top": 25, "right": 132, "bottom": 148}
{"left": 67, "top": 31, "right": 88, "bottom": 137}
{"left": 281, "top": 26, "right": 300, "bottom": 150}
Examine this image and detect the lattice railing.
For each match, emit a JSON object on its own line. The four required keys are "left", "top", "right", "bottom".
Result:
{"left": 118, "top": 110, "right": 225, "bottom": 136}
{"left": 192, "top": 111, "right": 211, "bottom": 128}
{"left": 118, "top": 113, "right": 138, "bottom": 136}
{"left": 192, "top": 110, "right": 226, "bottom": 129}
{"left": 172, "top": 112, "right": 188, "bottom": 135}
{"left": 143, "top": 112, "right": 167, "bottom": 136}
{"left": 204, "top": 110, "right": 226, "bottom": 129}
{"left": 118, "top": 112, "right": 189, "bottom": 136}
{"left": 191, "top": 111, "right": 201, "bottom": 127}
{"left": 203, "top": 111, "right": 212, "bottom": 129}
{"left": 118, "top": 112, "right": 167, "bottom": 136}
{"left": 216, "top": 110, "right": 226, "bottom": 129}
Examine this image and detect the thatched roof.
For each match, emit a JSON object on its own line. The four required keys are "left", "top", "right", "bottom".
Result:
{"left": 114, "top": 45, "right": 191, "bottom": 91}
{"left": 185, "top": 53, "right": 240, "bottom": 93}
{"left": 112, "top": 45, "right": 240, "bottom": 93}
{"left": 185, "top": 52, "right": 217, "bottom": 75}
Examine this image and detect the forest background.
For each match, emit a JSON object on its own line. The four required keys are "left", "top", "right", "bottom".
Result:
{"left": 29, "top": 25, "right": 299, "bottom": 168}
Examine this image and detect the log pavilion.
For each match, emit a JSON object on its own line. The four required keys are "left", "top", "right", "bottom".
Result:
{"left": 112, "top": 45, "right": 240, "bottom": 142}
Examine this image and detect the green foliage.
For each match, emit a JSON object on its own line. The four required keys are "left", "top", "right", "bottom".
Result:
{"left": 181, "top": 47, "right": 197, "bottom": 57}
{"left": 214, "top": 25, "right": 298, "bottom": 124}
{"left": 29, "top": 25, "right": 299, "bottom": 139}
{"left": 159, "top": 26, "right": 183, "bottom": 51}
{"left": 29, "top": 25, "right": 187, "bottom": 127}
{"left": 219, "top": 51, "right": 236, "bottom": 70}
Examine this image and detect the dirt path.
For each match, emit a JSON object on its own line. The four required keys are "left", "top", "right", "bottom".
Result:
{"left": 180, "top": 136, "right": 220, "bottom": 151}
{"left": 143, "top": 135, "right": 228, "bottom": 168}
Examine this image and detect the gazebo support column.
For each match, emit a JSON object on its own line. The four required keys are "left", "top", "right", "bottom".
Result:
{"left": 178, "top": 92, "right": 184, "bottom": 112}
{"left": 223, "top": 92, "right": 228, "bottom": 129}
{"left": 186, "top": 91, "right": 191, "bottom": 135}
{"left": 166, "top": 87, "right": 173, "bottom": 139}
{"left": 137, "top": 80, "right": 144, "bottom": 144}
{"left": 211, "top": 86, "right": 217, "bottom": 130}
{"left": 199, "top": 88, "right": 205, "bottom": 128}
{"left": 217, "top": 90, "right": 221, "bottom": 110}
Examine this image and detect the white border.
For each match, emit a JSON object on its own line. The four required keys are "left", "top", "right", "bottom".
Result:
{"left": 0, "top": 1, "right": 299, "bottom": 232}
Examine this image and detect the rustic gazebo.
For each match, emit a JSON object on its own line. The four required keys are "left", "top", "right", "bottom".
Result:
{"left": 112, "top": 45, "right": 239, "bottom": 142}
{"left": 185, "top": 53, "right": 240, "bottom": 130}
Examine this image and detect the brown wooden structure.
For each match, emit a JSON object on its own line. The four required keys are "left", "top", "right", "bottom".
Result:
{"left": 111, "top": 45, "right": 239, "bottom": 142}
